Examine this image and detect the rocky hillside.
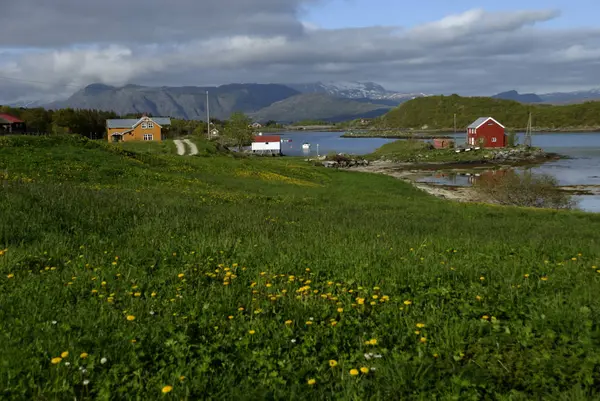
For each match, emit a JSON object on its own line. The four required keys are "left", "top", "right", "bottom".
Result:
{"left": 249, "top": 93, "right": 391, "bottom": 123}
{"left": 46, "top": 83, "right": 300, "bottom": 120}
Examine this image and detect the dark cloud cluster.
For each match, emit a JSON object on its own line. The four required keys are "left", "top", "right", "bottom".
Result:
{"left": 2, "top": 1, "right": 600, "bottom": 103}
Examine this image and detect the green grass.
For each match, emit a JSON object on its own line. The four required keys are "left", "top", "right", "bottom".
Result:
{"left": 366, "top": 139, "right": 494, "bottom": 163}
{"left": 2, "top": 135, "right": 600, "bottom": 400}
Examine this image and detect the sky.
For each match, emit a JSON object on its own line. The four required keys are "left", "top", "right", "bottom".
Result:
{"left": 1, "top": 0, "right": 600, "bottom": 103}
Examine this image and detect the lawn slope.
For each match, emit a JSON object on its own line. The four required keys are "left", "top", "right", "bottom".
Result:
{"left": 1, "top": 135, "right": 600, "bottom": 400}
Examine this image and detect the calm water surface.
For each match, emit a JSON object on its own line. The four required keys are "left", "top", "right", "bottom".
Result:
{"left": 279, "top": 131, "right": 600, "bottom": 212}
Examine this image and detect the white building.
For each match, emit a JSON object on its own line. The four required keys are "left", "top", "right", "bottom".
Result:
{"left": 251, "top": 135, "right": 281, "bottom": 155}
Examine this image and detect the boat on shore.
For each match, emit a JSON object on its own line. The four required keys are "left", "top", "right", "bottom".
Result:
{"left": 302, "top": 143, "right": 311, "bottom": 150}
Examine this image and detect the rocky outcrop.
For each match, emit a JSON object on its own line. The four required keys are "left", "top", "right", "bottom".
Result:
{"left": 321, "top": 158, "right": 370, "bottom": 168}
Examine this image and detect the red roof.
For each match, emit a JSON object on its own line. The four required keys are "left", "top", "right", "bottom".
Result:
{"left": 253, "top": 135, "right": 280, "bottom": 143}
{"left": 0, "top": 113, "right": 24, "bottom": 123}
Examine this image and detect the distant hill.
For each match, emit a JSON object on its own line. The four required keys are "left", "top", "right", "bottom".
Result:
{"left": 249, "top": 93, "right": 391, "bottom": 123}
{"left": 377, "top": 94, "right": 600, "bottom": 130}
{"left": 46, "top": 83, "right": 300, "bottom": 120}
{"left": 538, "top": 88, "right": 600, "bottom": 104}
{"left": 492, "top": 90, "right": 542, "bottom": 103}
{"left": 284, "top": 81, "right": 431, "bottom": 105}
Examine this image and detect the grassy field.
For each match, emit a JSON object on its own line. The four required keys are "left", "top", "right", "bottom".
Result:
{"left": 2, "top": 135, "right": 600, "bottom": 400}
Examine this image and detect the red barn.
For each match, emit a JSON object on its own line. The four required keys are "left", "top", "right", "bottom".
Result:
{"left": 466, "top": 117, "right": 506, "bottom": 148}
{"left": 0, "top": 113, "right": 26, "bottom": 133}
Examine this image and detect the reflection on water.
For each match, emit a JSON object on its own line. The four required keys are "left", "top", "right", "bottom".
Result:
{"left": 276, "top": 131, "right": 600, "bottom": 213}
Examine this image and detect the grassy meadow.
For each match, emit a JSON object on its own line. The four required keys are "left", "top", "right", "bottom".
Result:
{"left": 2, "top": 135, "right": 600, "bottom": 400}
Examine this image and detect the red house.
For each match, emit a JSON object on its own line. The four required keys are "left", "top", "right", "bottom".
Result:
{"left": 0, "top": 113, "right": 27, "bottom": 134}
{"left": 466, "top": 117, "right": 506, "bottom": 148}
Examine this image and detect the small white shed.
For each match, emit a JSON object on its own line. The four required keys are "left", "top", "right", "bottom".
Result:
{"left": 251, "top": 135, "right": 281, "bottom": 155}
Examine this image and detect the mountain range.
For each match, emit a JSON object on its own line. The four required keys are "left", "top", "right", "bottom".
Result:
{"left": 490, "top": 89, "right": 600, "bottom": 104}
{"left": 36, "top": 81, "right": 425, "bottom": 122}
{"left": 6, "top": 81, "right": 600, "bottom": 123}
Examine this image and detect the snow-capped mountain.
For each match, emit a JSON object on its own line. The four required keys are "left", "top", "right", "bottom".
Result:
{"left": 285, "top": 81, "right": 431, "bottom": 102}
{"left": 537, "top": 88, "right": 600, "bottom": 104}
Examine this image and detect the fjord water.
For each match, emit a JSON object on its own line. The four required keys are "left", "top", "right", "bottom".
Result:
{"left": 279, "top": 131, "right": 600, "bottom": 212}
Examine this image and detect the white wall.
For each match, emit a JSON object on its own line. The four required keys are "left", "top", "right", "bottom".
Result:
{"left": 252, "top": 142, "right": 281, "bottom": 151}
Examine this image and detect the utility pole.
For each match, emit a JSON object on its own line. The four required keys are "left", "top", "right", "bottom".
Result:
{"left": 206, "top": 91, "right": 210, "bottom": 139}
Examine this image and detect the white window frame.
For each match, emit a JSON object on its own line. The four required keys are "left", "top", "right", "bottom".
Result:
{"left": 491, "top": 137, "right": 497, "bottom": 143}
{"left": 141, "top": 123, "right": 148, "bottom": 129}
{"left": 143, "top": 134, "right": 153, "bottom": 141}
{"left": 147, "top": 122, "right": 154, "bottom": 128}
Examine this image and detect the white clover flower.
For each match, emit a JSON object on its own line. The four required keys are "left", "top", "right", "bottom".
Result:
{"left": 374, "top": 354, "right": 383, "bottom": 359}
{"left": 83, "top": 380, "right": 90, "bottom": 385}
{"left": 64, "top": 362, "right": 71, "bottom": 366}
{"left": 52, "top": 321, "right": 57, "bottom": 325}
{"left": 370, "top": 367, "right": 376, "bottom": 371}
{"left": 100, "top": 357, "right": 107, "bottom": 364}
{"left": 291, "top": 339, "right": 297, "bottom": 343}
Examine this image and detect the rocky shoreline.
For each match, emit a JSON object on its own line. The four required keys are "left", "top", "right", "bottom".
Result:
{"left": 311, "top": 147, "right": 580, "bottom": 205}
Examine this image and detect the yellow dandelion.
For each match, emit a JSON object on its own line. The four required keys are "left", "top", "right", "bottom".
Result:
{"left": 126, "top": 315, "right": 135, "bottom": 321}
{"left": 541, "top": 276, "right": 548, "bottom": 281}
{"left": 178, "top": 273, "right": 184, "bottom": 278}
{"left": 480, "top": 276, "right": 485, "bottom": 281}
{"left": 239, "top": 307, "right": 245, "bottom": 311}
{"left": 416, "top": 323, "right": 425, "bottom": 328}
{"left": 228, "top": 316, "right": 234, "bottom": 320}
{"left": 329, "top": 360, "right": 338, "bottom": 367}
{"left": 162, "top": 385, "right": 173, "bottom": 393}
{"left": 482, "top": 315, "right": 489, "bottom": 320}
{"left": 285, "top": 320, "right": 293, "bottom": 325}
{"left": 420, "top": 337, "right": 427, "bottom": 343}
{"left": 475, "top": 295, "right": 481, "bottom": 301}
{"left": 360, "top": 367, "right": 369, "bottom": 374}
{"left": 51, "top": 357, "right": 62, "bottom": 364}
{"left": 337, "top": 308, "right": 344, "bottom": 313}
{"left": 349, "top": 369, "right": 359, "bottom": 376}
{"left": 307, "top": 378, "right": 316, "bottom": 385}
{"left": 524, "top": 274, "right": 530, "bottom": 278}
{"left": 7, "top": 273, "right": 14, "bottom": 279}
{"left": 179, "top": 376, "right": 185, "bottom": 381}
{"left": 404, "top": 300, "right": 412, "bottom": 305}
{"left": 134, "top": 292, "right": 141, "bottom": 297}
{"left": 331, "top": 321, "right": 338, "bottom": 326}
{"left": 248, "top": 330, "right": 255, "bottom": 335}
{"left": 151, "top": 292, "right": 157, "bottom": 297}
{"left": 306, "top": 321, "right": 313, "bottom": 325}
{"left": 61, "top": 351, "right": 69, "bottom": 358}
{"left": 80, "top": 352, "right": 88, "bottom": 359}
{"left": 415, "top": 330, "right": 421, "bottom": 335}
{"left": 368, "top": 338, "right": 377, "bottom": 345}
{"left": 266, "top": 283, "right": 272, "bottom": 287}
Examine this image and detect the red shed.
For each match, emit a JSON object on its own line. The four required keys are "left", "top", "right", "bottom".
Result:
{"left": 466, "top": 117, "right": 506, "bottom": 148}
{"left": 0, "top": 113, "right": 27, "bottom": 133}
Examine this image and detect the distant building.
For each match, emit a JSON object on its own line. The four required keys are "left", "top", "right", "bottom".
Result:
{"left": 209, "top": 128, "right": 220, "bottom": 138}
{"left": 250, "top": 122, "right": 263, "bottom": 129}
{"left": 466, "top": 117, "right": 506, "bottom": 148}
{"left": 251, "top": 134, "right": 281, "bottom": 155}
{"left": 433, "top": 138, "right": 454, "bottom": 149}
{"left": 106, "top": 115, "right": 171, "bottom": 142}
{"left": 0, "top": 113, "right": 26, "bottom": 133}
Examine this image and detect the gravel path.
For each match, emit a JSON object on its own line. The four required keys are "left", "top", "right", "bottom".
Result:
{"left": 183, "top": 139, "right": 199, "bottom": 156}
{"left": 174, "top": 139, "right": 185, "bottom": 155}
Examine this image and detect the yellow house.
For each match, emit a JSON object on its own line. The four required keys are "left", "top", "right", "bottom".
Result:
{"left": 106, "top": 116, "right": 171, "bottom": 142}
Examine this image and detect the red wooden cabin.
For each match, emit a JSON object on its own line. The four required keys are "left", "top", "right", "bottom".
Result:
{"left": 466, "top": 117, "right": 506, "bottom": 148}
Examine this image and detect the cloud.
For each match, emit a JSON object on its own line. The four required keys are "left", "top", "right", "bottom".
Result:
{"left": 2, "top": 3, "right": 600, "bottom": 102}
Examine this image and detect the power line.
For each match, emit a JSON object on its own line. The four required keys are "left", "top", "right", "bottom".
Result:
{"left": 0, "top": 75, "right": 83, "bottom": 88}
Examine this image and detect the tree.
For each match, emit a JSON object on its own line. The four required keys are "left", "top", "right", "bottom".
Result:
{"left": 224, "top": 112, "right": 253, "bottom": 151}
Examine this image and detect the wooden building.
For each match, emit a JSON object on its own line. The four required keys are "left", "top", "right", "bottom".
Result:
{"left": 466, "top": 117, "right": 506, "bottom": 148}
{"left": 0, "top": 113, "right": 26, "bottom": 133}
{"left": 106, "top": 115, "right": 171, "bottom": 142}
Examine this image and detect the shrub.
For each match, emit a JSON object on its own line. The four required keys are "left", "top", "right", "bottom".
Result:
{"left": 473, "top": 171, "right": 575, "bottom": 209}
